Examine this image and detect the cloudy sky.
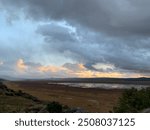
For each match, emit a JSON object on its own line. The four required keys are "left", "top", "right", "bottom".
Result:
{"left": 0, "top": 0, "right": 150, "bottom": 79}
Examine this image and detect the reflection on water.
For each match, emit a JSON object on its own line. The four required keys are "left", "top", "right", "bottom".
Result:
{"left": 48, "top": 82, "right": 150, "bottom": 89}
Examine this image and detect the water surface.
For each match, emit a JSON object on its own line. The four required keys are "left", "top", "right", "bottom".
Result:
{"left": 48, "top": 82, "right": 150, "bottom": 89}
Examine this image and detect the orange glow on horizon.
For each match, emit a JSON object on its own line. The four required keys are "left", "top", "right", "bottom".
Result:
{"left": 75, "top": 71, "right": 124, "bottom": 78}
{"left": 38, "top": 65, "right": 66, "bottom": 73}
{"left": 15, "top": 59, "right": 148, "bottom": 78}
{"left": 78, "top": 64, "right": 86, "bottom": 70}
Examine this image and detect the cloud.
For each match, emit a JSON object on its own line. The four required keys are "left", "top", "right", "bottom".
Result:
{"left": 0, "top": 61, "right": 3, "bottom": 66}
{"left": 2, "top": 0, "right": 150, "bottom": 36}
{"left": 92, "top": 63, "right": 115, "bottom": 72}
{"left": 37, "top": 63, "right": 86, "bottom": 77}
{"left": 16, "top": 59, "right": 28, "bottom": 72}
{"left": 37, "top": 23, "right": 150, "bottom": 75}
{"left": 0, "top": 0, "right": 150, "bottom": 78}
{"left": 0, "top": 58, "right": 150, "bottom": 78}
{"left": 38, "top": 65, "right": 66, "bottom": 73}
{"left": 63, "top": 63, "right": 86, "bottom": 71}
{"left": 33, "top": 62, "right": 124, "bottom": 78}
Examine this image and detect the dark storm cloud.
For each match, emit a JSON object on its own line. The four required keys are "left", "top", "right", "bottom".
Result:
{"left": 36, "top": 23, "right": 76, "bottom": 43}
{"left": 2, "top": 0, "right": 150, "bottom": 36}
{"left": 36, "top": 23, "right": 150, "bottom": 73}
{"left": 1, "top": 0, "right": 150, "bottom": 75}
{"left": 36, "top": 23, "right": 105, "bottom": 64}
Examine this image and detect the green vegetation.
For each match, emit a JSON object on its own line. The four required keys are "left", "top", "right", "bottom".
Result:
{"left": 46, "top": 102, "right": 63, "bottom": 113}
{"left": 113, "top": 88, "right": 150, "bottom": 113}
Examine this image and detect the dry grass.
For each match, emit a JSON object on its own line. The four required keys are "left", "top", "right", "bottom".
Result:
{"left": 0, "top": 94, "right": 37, "bottom": 112}
{"left": 4, "top": 81, "right": 124, "bottom": 112}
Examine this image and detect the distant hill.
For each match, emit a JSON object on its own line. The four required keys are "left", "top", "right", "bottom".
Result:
{"left": 48, "top": 77, "right": 150, "bottom": 85}
{"left": 0, "top": 78, "right": 6, "bottom": 81}
{"left": 1, "top": 76, "right": 150, "bottom": 85}
{"left": 0, "top": 75, "right": 23, "bottom": 81}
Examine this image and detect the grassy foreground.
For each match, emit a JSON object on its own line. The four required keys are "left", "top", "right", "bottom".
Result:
{"left": 1, "top": 81, "right": 150, "bottom": 113}
{"left": 0, "top": 82, "right": 77, "bottom": 113}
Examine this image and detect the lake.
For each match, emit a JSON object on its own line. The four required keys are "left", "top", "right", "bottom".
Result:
{"left": 48, "top": 82, "right": 150, "bottom": 89}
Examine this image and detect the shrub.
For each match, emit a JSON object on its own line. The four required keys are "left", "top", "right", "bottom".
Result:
{"left": 5, "top": 92, "right": 14, "bottom": 96}
{"left": 113, "top": 88, "right": 150, "bottom": 113}
{"left": 46, "top": 101, "right": 63, "bottom": 113}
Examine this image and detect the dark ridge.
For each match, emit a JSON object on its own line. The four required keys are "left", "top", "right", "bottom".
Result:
{"left": 0, "top": 79, "right": 6, "bottom": 81}
{"left": 47, "top": 77, "right": 150, "bottom": 85}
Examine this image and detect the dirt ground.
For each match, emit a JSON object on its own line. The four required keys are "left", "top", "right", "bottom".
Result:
{"left": 4, "top": 81, "right": 124, "bottom": 112}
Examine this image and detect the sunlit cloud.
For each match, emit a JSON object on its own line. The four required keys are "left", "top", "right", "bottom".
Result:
{"left": 37, "top": 63, "right": 124, "bottom": 78}
{"left": 38, "top": 65, "right": 66, "bottom": 73}
{"left": 10, "top": 59, "right": 150, "bottom": 78}
{"left": 16, "top": 59, "right": 28, "bottom": 72}
{"left": 93, "top": 63, "right": 115, "bottom": 71}
{"left": 73, "top": 70, "right": 123, "bottom": 78}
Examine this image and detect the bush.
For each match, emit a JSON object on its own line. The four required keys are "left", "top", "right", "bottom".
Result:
{"left": 0, "top": 83, "right": 7, "bottom": 90}
{"left": 5, "top": 92, "right": 14, "bottom": 96}
{"left": 113, "top": 88, "right": 150, "bottom": 113}
{"left": 46, "top": 102, "right": 63, "bottom": 113}
{"left": 15, "top": 90, "right": 23, "bottom": 96}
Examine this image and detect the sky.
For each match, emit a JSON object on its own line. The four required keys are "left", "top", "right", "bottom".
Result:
{"left": 0, "top": 0, "right": 150, "bottom": 79}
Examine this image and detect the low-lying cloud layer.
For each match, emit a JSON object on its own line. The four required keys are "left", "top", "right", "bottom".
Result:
{"left": 0, "top": 0, "right": 150, "bottom": 78}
